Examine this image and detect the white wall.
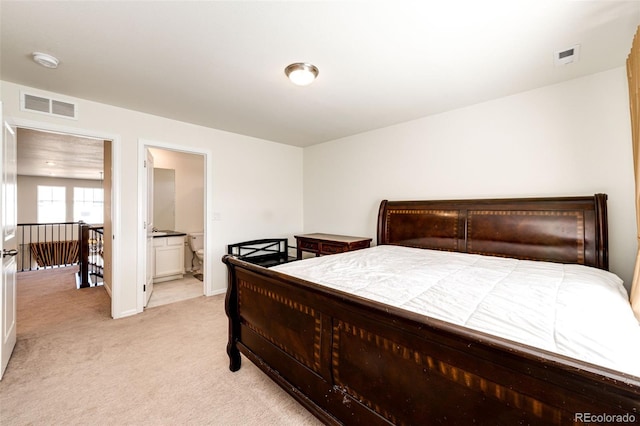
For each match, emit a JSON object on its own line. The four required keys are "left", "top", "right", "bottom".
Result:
{"left": 304, "top": 67, "right": 637, "bottom": 289}
{"left": 17, "top": 175, "right": 102, "bottom": 223}
{"left": 2, "top": 80, "right": 304, "bottom": 318}
{"left": 148, "top": 148, "right": 205, "bottom": 235}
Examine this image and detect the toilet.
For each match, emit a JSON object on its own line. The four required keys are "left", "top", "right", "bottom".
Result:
{"left": 188, "top": 232, "right": 205, "bottom": 273}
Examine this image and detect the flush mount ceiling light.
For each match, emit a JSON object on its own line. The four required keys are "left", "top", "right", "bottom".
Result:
{"left": 32, "top": 52, "right": 59, "bottom": 69}
{"left": 284, "top": 62, "right": 319, "bottom": 86}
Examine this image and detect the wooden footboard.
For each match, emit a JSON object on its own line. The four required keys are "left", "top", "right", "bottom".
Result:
{"left": 223, "top": 255, "right": 640, "bottom": 425}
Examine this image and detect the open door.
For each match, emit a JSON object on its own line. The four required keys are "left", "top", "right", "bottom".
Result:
{"left": 0, "top": 103, "right": 17, "bottom": 379}
{"left": 144, "top": 148, "right": 154, "bottom": 307}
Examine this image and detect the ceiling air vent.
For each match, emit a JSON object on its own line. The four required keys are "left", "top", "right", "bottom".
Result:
{"left": 554, "top": 44, "right": 580, "bottom": 66}
{"left": 21, "top": 92, "right": 77, "bottom": 120}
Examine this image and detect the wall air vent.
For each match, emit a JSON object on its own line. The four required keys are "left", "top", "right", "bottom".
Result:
{"left": 21, "top": 92, "right": 77, "bottom": 120}
{"left": 554, "top": 44, "right": 581, "bottom": 66}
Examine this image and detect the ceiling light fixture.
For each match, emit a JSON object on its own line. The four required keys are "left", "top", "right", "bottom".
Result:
{"left": 284, "top": 62, "right": 319, "bottom": 86}
{"left": 32, "top": 52, "right": 59, "bottom": 69}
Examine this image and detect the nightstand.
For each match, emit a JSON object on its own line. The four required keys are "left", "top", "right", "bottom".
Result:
{"left": 294, "top": 233, "right": 372, "bottom": 260}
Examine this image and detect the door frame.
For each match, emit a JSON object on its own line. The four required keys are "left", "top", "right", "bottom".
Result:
{"left": 7, "top": 117, "right": 122, "bottom": 318}
{"left": 136, "top": 138, "right": 212, "bottom": 313}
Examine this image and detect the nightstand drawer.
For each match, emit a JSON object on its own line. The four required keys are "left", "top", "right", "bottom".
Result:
{"left": 299, "top": 240, "right": 319, "bottom": 251}
{"left": 320, "top": 242, "right": 345, "bottom": 254}
{"left": 349, "top": 240, "right": 371, "bottom": 251}
{"left": 295, "top": 233, "right": 372, "bottom": 260}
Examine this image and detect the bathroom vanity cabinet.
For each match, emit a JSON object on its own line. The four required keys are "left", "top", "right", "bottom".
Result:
{"left": 153, "top": 234, "right": 185, "bottom": 282}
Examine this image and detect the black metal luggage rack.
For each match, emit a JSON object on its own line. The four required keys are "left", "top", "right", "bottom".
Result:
{"left": 227, "top": 238, "right": 296, "bottom": 267}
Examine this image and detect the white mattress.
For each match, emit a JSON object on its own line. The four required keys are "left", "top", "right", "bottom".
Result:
{"left": 272, "top": 245, "right": 640, "bottom": 377}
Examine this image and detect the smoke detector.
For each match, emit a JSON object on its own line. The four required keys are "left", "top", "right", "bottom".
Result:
{"left": 32, "top": 52, "right": 59, "bottom": 69}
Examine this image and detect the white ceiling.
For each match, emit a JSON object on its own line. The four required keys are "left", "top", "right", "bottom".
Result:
{"left": 17, "top": 128, "right": 104, "bottom": 181}
{"left": 1, "top": 1, "right": 640, "bottom": 150}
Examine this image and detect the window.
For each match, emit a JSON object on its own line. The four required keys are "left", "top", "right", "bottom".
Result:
{"left": 73, "top": 187, "right": 103, "bottom": 224}
{"left": 37, "top": 186, "right": 66, "bottom": 223}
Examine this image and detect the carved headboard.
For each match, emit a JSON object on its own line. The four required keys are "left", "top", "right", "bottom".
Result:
{"left": 377, "top": 194, "right": 608, "bottom": 270}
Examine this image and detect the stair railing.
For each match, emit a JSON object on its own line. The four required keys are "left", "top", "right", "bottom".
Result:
{"left": 17, "top": 222, "right": 81, "bottom": 272}
{"left": 17, "top": 221, "right": 104, "bottom": 289}
{"left": 78, "top": 223, "right": 104, "bottom": 288}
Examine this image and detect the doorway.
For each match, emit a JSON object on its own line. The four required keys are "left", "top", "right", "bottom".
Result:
{"left": 137, "top": 140, "right": 209, "bottom": 310}
{"left": 9, "top": 119, "right": 119, "bottom": 318}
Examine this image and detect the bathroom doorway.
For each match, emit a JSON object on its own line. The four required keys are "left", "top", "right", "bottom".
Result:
{"left": 139, "top": 143, "right": 207, "bottom": 309}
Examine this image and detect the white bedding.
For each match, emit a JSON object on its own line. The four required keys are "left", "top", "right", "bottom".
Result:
{"left": 272, "top": 245, "right": 640, "bottom": 377}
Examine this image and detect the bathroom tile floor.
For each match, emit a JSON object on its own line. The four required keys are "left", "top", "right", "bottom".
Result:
{"left": 147, "top": 272, "right": 204, "bottom": 309}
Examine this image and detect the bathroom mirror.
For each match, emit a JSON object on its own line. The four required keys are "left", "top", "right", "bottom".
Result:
{"left": 153, "top": 168, "right": 175, "bottom": 230}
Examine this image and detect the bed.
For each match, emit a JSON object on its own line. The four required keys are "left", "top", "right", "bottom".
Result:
{"left": 222, "top": 194, "right": 640, "bottom": 425}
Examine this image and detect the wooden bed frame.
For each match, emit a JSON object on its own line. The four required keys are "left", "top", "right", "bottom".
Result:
{"left": 222, "top": 194, "right": 640, "bottom": 425}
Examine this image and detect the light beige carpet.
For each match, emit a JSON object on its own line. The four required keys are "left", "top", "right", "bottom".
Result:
{"left": 0, "top": 267, "right": 322, "bottom": 425}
